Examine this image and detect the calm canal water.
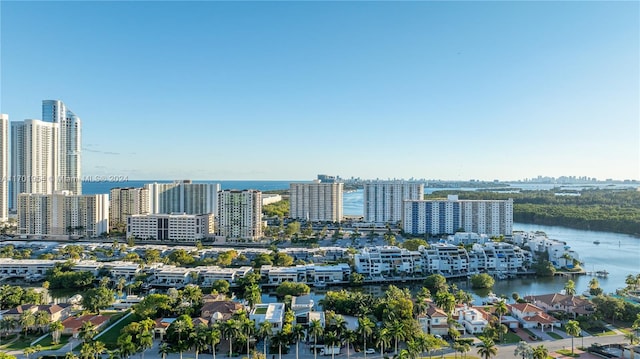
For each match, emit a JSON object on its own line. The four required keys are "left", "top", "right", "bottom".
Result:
{"left": 263, "top": 222, "right": 640, "bottom": 307}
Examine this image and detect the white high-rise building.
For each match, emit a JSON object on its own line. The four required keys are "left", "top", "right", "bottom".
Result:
{"left": 42, "top": 100, "right": 81, "bottom": 195}
{"left": 109, "top": 187, "right": 150, "bottom": 229}
{"left": 363, "top": 181, "right": 424, "bottom": 224}
{"left": 10, "top": 100, "right": 82, "bottom": 209}
{"left": 0, "top": 114, "right": 8, "bottom": 221}
{"left": 145, "top": 180, "right": 219, "bottom": 215}
{"left": 17, "top": 191, "right": 108, "bottom": 238}
{"left": 11, "top": 119, "right": 59, "bottom": 207}
{"left": 289, "top": 180, "right": 343, "bottom": 222}
{"left": 217, "top": 189, "right": 262, "bottom": 240}
{"left": 403, "top": 195, "right": 513, "bottom": 236}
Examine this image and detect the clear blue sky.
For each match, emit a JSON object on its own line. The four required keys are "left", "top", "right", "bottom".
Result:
{"left": 1, "top": 1, "right": 638, "bottom": 181}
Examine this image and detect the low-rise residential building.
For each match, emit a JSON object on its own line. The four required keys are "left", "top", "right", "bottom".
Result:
{"left": 421, "top": 243, "right": 469, "bottom": 275}
{"left": 250, "top": 303, "right": 285, "bottom": 330}
{"left": 0, "top": 258, "right": 62, "bottom": 279}
{"left": 151, "top": 266, "right": 194, "bottom": 287}
{"left": 62, "top": 315, "right": 110, "bottom": 338}
{"left": 3, "top": 303, "right": 72, "bottom": 323}
{"left": 354, "top": 246, "right": 423, "bottom": 276}
{"left": 201, "top": 301, "right": 244, "bottom": 323}
{"left": 198, "top": 266, "right": 254, "bottom": 286}
{"left": 521, "top": 233, "right": 580, "bottom": 269}
{"left": 418, "top": 304, "right": 449, "bottom": 336}
{"left": 260, "top": 264, "right": 350, "bottom": 285}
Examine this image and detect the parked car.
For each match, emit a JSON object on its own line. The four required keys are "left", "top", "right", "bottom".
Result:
{"left": 365, "top": 349, "right": 376, "bottom": 354}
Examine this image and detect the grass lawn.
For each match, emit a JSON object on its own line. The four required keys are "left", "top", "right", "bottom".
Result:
{"left": 499, "top": 332, "right": 523, "bottom": 344}
{"left": 32, "top": 334, "right": 72, "bottom": 351}
{"left": 1, "top": 334, "right": 42, "bottom": 350}
{"left": 556, "top": 349, "right": 580, "bottom": 357}
{"left": 593, "top": 330, "right": 617, "bottom": 336}
{"left": 547, "top": 332, "right": 563, "bottom": 340}
{"left": 97, "top": 313, "right": 136, "bottom": 349}
{"left": 254, "top": 307, "right": 268, "bottom": 315}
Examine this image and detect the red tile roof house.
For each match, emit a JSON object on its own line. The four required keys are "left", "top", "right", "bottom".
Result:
{"left": 508, "top": 303, "right": 559, "bottom": 332}
{"left": 417, "top": 304, "right": 449, "bottom": 336}
{"left": 62, "top": 315, "right": 110, "bottom": 338}
{"left": 524, "top": 293, "right": 595, "bottom": 318}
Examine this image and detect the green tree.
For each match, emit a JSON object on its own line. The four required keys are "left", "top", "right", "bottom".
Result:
{"left": 221, "top": 319, "right": 241, "bottom": 358}
{"left": 275, "top": 282, "right": 310, "bottom": 297}
{"left": 493, "top": 301, "right": 508, "bottom": 341}
{"left": 476, "top": 337, "right": 498, "bottom": 359}
{"left": 212, "top": 280, "right": 231, "bottom": 295}
{"left": 50, "top": 320, "right": 65, "bottom": 344}
{"left": 564, "top": 280, "right": 577, "bottom": 296}
{"left": 532, "top": 345, "right": 548, "bottom": 359}
{"left": 79, "top": 321, "right": 97, "bottom": 343}
{"left": 357, "top": 317, "right": 375, "bottom": 359}
{"left": 258, "top": 321, "right": 273, "bottom": 358}
{"left": 375, "top": 328, "right": 391, "bottom": 359}
{"left": 192, "top": 324, "right": 211, "bottom": 359}
{"left": 514, "top": 341, "right": 533, "bottom": 359}
{"left": 565, "top": 320, "right": 581, "bottom": 356}
{"left": 82, "top": 287, "right": 115, "bottom": 314}
{"left": 309, "top": 319, "right": 323, "bottom": 359}
{"left": 291, "top": 324, "right": 305, "bottom": 359}
{"left": 470, "top": 274, "right": 495, "bottom": 289}
{"left": 19, "top": 311, "right": 35, "bottom": 336}
{"left": 208, "top": 326, "right": 221, "bottom": 359}
{"left": 244, "top": 283, "right": 262, "bottom": 310}
{"left": 424, "top": 274, "right": 447, "bottom": 294}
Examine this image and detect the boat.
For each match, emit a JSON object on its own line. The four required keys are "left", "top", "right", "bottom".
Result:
{"left": 593, "top": 240, "right": 601, "bottom": 245}
{"left": 314, "top": 281, "right": 327, "bottom": 288}
{"left": 595, "top": 270, "right": 609, "bottom": 277}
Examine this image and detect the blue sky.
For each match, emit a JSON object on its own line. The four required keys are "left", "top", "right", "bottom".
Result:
{"left": 1, "top": 1, "right": 638, "bottom": 181}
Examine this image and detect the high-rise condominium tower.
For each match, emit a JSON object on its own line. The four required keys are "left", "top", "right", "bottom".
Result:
{"left": 289, "top": 180, "right": 343, "bottom": 222}
{"left": 0, "top": 115, "right": 8, "bottom": 221}
{"left": 42, "top": 100, "right": 82, "bottom": 195}
{"left": 10, "top": 100, "right": 81, "bottom": 209}
{"left": 363, "top": 181, "right": 424, "bottom": 224}
{"left": 217, "top": 189, "right": 262, "bottom": 240}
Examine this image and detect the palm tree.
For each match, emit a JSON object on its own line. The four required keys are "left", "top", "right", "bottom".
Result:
{"left": 342, "top": 330, "right": 357, "bottom": 359}
{"left": 158, "top": 343, "right": 171, "bottom": 359}
{"left": 80, "top": 342, "right": 96, "bottom": 359}
{"left": 193, "top": 325, "right": 211, "bottom": 359}
{"left": 240, "top": 318, "right": 255, "bottom": 358}
{"left": 79, "top": 321, "right": 97, "bottom": 343}
{"left": 208, "top": 325, "right": 222, "bottom": 359}
{"left": 476, "top": 337, "right": 498, "bottom": 359}
{"left": 34, "top": 311, "right": 51, "bottom": 334}
{"left": 357, "top": 317, "right": 374, "bottom": 359}
{"left": 332, "top": 315, "right": 347, "bottom": 339}
{"left": 565, "top": 320, "right": 581, "bottom": 356}
{"left": 65, "top": 352, "right": 79, "bottom": 359}
{"left": 24, "top": 346, "right": 38, "bottom": 359}
{"left": 375, "top": 328, "right": 391, "bottom": 359}
{"left": 244, "top": 283, "right": 262, "bottom": 310}
{"left": 532, "top": 345, "right": 548, "bottom": 359}
{"left": 118, "top": 334, "right": 136, "bottom": 359}
{"left": 493, "top": 301, "right": 508, "bottom": 342}
{"left": 138, "top": 331, "right": 153, "bottom": 359}
{"left": 19, "top": 311, "right": 35, "bottom": 337}
{"left": 50, "top": 320, "right": 65, "bottom": 344}
{"left": 406, "top": 339, "right": 421, "bottom": 359}
{"left": 257, "top": 321, "right": 273, "bottom": 359}
{"left": 513, "top": 341, "right": 532, "bottom": 359}
{"left": 324, "top": 331, "right": 340, "bottom": 359}
{"left": 309, "top": 319, "right": 323, "bottom": 359}
{"left": 386, "top": 320, "right": 405, "bottom": 354}
{"left": 624, "top": 332, "right": 638, "bottom": 359}
{"left": 170, "top": 317, "right": 191, "bottom": 359}
{"left": 221, "top": 319, "right": 241, "bottom": 358}
{"left": 291, "top": 324, "right": 305, "bottom": 359}
{"left": 564, "top": 280, "right": 576, "bottom": 296}
{"left": 394, "top": 349, "right": 410, "bottom": 359}
{"left": 0, "top": 317, "right": 17, "bottom": 342}
{"left": 271, "top": 330, "right": 289, "bottom": 359}
{"left": 93, "top": 340, "right": 107, "bottom": 359}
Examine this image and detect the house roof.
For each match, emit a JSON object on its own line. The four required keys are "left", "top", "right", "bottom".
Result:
{"left": 201, "top": 301, "right": 244, "bottom": 318}
{"left": 522, "top": 313, "right": 558, "bottom": 325}
{"left": 426, "top": 305, "right": 448, "bottom": 318}
{"left": 525, "top": 293, "right": 591, "bottom": 308}
{"left": 509, "top": 303, "right": 544, "bottom": 314}
{"left": 62, "top": 315, "right": 109, "bottom": 331}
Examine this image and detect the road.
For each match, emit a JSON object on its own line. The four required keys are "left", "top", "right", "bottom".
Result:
{"left": 6, "top": 333, "right": 631, "bottom": 359}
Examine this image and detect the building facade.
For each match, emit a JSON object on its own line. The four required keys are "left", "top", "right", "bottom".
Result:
{"left": 403, "top": 195, "right": 513, "bottom": 236}
{"left": 217, "top": 189, "right": 262, "bottom": 240}
{"left": 289, "top": 180, "right": 343, "bottom": 222}
{"left": 145, "top": 180, "right": 219, "bottom": 215}
{"left": 10, "top": 100, "right": 82, "bottom": 209}
{"left": 363, "top": 181, "right": 423, "bottom": 224}
{"left": 110, "top": 187, "right": 150, "bottom": 229}
{"left": 0, "top": 114, "right": 7, "bottom": 221}
{"left": 17, "top": 192, "right": 108, "bottom": 237}
{"left": 126, "top": 213, "right": 214, "bottom": 241}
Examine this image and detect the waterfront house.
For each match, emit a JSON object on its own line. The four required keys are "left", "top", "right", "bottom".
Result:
{"left": 249, "top": 303, "right": 285, "bottom": 330}
{"left": 62, "top": 314, "right": 110, "bottom": 338}
{"left": 201, "top": 301, "right": 244, "bottom": 323}
{"left": 454, "top": 305, "right": 489, "bottom": 334}
{"left": 4, "top": 303, "right": 72, "bottom": 323}
{"left": 417, "top": 304, "right": 449, "bottom": 336}
{"left": 524, "top": 293, "right": 594, "bottom": 317}
{"left": 508, "top": 303, "right": 559, "bottom": 331}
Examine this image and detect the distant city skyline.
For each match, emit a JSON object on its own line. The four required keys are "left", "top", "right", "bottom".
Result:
{"left": 1, "top": 1, "right": 638, "bottom": 181}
